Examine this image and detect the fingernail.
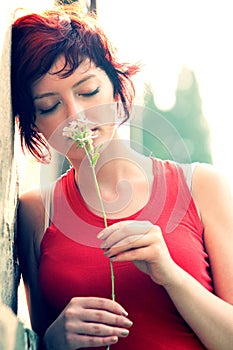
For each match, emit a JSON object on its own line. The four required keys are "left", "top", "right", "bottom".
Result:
{"left": 122, "top": 310, "right": 128, "bottom": 317}
{"left": 124, "top": 319, "right": 133, "bottom": 327}
{"left": 121, "top": 329, "right": 129, "bottom": 337}
{"left": 104, "top": 250, "right": 112, "bottom": 257}
{"left": 97, "top": 232, "right": 104, "bottom": 239}
{"left": 111, "top": 336, "right": 118, "bottom": 343}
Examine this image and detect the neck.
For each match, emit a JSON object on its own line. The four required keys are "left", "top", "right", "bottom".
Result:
{"left": 71, "top": 140, "right": 154, "bottom": 218}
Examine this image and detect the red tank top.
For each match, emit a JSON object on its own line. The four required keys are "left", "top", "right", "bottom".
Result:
{"left": 39, "top": 159, "right": 213, "bottom": 349}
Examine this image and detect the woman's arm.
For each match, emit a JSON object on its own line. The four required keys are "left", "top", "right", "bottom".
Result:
{"left": 193, "top": 163, "right": 233, "bottom": 304}
{"left": 99, "top": 163, "right": 233, "bottom": 350}
{"left": 169, "top": 163, "right": 233, "bottom": 349}
{"left": 18, "top": 190, "right": 51, "bottom": 336}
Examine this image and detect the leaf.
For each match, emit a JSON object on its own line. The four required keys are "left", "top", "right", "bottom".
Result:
{"left": 88, "top": 142, "right": 94, "bottom": 155}
{"left": 91, "top": 153, "right": 100, "bottom": 167}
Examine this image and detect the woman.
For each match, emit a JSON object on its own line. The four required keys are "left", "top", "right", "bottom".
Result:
{"left": 12, "top": 4, "right": 233, "bottom": 350}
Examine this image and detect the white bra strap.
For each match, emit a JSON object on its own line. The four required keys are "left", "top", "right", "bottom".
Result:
{"left": 179, "top": 162, "right": 199, "bottom": 192}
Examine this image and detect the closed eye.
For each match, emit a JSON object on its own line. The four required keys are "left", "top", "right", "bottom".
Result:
{"left": 38, "top": 102, "right": 61, "bottom": 115}
{"left": 79, "top": 87, "right": 100, "bottom": 97}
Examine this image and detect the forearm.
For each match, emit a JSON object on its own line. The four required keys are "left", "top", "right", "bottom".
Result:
{"left": 164, "top": 264, "right": 233, "bottom": 350}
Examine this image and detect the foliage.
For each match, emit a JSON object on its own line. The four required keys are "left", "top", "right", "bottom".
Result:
{"left": 139, "top": 67, "right": 213, "bottom": 164}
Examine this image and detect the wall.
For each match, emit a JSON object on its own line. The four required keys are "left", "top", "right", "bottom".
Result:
{"left": 0, "top": 2, "right": 39, "bottom": 349}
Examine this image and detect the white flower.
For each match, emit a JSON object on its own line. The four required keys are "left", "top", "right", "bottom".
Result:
{"left": 63, "top": 119, "right": 97, "bottom": 145}
{"left": 62, "top": 118, "right": 101, "bottom": 166}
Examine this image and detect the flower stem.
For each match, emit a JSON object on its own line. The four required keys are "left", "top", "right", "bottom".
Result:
{"left": 83, "top": 146, "right": 115, "bottom": 350}
{"left": 83, "top": 145, "right": 115, "bottom": 303}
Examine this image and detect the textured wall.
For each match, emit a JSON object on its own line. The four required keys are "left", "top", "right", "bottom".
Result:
{"left": 0, "top": 2, "right": 39, "bottom": 350}
{"left": 0, "top": 2, "right": 19, "bottom": 313}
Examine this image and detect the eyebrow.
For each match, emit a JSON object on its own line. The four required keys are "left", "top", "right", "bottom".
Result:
{"left": 33, "top": 74, "right": 96, "bottom": 100}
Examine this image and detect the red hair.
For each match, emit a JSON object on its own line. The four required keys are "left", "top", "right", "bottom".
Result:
{"left": 11, "top": 4, "right": 140, "bottom": 162}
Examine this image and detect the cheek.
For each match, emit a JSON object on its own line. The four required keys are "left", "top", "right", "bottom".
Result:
{"left": 35, "top": 110, "right": 66, "bottom": 136}
{"left": 84, "top": 102, "right": 117, "bottom": 126}
{"left": 85, "top": 86, "right": 116, "bottom": 124}
{"left": 34, "top": 119, "right": 52, "bottom": 140}
{"left": 104, "top": 85, "right": 115, "bottom": 103}
{"left": 35, "top": 116, "right": 66, "bottom": 151}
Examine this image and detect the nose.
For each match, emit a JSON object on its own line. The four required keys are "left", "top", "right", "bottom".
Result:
{"left": 65, "top": 95, "right": 83, "bottom": 121}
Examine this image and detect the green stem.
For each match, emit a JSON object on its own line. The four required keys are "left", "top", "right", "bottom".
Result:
{"left": 83, "top": 146, "right": 115, "bottom": 350}
{"left": 83, "top": 145, "right": 115, "bottom": 304}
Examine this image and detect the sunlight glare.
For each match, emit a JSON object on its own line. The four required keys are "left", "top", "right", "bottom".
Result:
{"left": 98, "top": 0, "right": 233, "bottom": 190}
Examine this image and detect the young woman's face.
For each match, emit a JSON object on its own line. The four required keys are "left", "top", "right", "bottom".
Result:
{"left": 32, "top": 57, "right": 117, "bottom": 159}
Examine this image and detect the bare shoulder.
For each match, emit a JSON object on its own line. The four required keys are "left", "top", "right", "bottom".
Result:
{"left": 18, "top": 189, "right": 45, "bottom": 262}
{"left": 18, "top": 189, "right": 45, "bottom": 234}
{"left": 192, "top": 162, "right": 233, "bottom": 214}
{"left": 192, "top": 162, "right": 233, "bottom": 227}
{"left": 192, "top": 162, "right": 229, "bottom": 187}
{"left": 19, "top": 188, "right": 44, "bottom": 217}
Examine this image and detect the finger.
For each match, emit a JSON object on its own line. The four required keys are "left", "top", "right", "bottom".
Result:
{"left": 97, "top": 220, "right": 133, "bottom": 239}
{"left": 98, "top": 220, "right": 152, "bottom": 239}
{"left": 108, "top": 225, "right": 162, "bottom": 253}
{"left": 77, "top": 322, "right": 130, "bottom": 338}
{"left": 80, "top": 309, "right": 133, "bottom": 328}
{"left": 70, "top": 297, "right": 129, "bottom": 317}
{"left": 68, "top": 333, "right": 119, "bottom": 348}
{"left": 104, "top": 230, "right": 153, "bottom": 258}
{"left": 106, "top": 245, "right": 150, "bottom": 262}
{"left": 99, "top": 221, "right": 153, "bottom": 248}
{"left": 110, "top": 234, "right": 145, "bottom": 249}
{"left": 101, "top": 232, "right": 145, "bottom": 250}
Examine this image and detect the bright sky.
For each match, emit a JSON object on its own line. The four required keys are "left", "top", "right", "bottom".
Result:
{"left": 98, "top": 0, "right": 233, "bottom": 189}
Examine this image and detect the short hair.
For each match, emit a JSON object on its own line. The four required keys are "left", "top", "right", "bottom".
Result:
{"left": 11, "top": 4, "right": 140, "bottom": 162}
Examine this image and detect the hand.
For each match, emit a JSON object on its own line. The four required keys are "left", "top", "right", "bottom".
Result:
{"left": 98, "top": 220, "right": 177, "bottom": 286}
{"left": 43, "top": 297, "right": 132, "bottom": 349}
